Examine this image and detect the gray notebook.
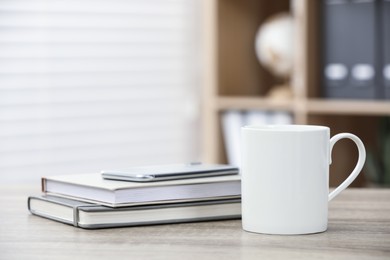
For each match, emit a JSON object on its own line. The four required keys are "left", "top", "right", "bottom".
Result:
{"left": 28, "top": 195, "right": 241, "bottom": 229}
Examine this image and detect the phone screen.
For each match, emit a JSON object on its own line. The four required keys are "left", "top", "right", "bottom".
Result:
{"left": 101, "top": 163, "right": 239, "bottom": 182}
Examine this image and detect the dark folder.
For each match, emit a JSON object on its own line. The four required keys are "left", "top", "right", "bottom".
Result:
{"left": 322, "top": 0, "right": 378, "bottom": 99}
{"left": 383, "top": 0, "right": 390, "bottom": 99}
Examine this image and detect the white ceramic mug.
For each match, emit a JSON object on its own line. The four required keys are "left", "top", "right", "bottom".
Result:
{"left": 241, "top": 125, "right": 366, "bottom": 235}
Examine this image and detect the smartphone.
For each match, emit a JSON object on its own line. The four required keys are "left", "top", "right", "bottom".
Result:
{"left": 101, "top": 163, "right": 239, "bottom": 182}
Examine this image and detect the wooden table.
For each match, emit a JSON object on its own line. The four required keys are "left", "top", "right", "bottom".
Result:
{"left": 1, "top": 186, "right": 389, "bottom": 260}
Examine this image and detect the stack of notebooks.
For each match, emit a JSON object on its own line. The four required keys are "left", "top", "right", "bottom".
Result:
{"left": 28, "top": 164, "right": 241, "bottom": 229}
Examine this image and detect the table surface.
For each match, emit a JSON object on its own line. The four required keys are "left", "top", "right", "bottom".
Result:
{"left": 0, "top": 186, "right": 389, "bottom": 260}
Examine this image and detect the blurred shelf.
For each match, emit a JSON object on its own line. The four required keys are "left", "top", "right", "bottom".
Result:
{"left": 217, "top": 97, "right": 390, "bottom": 116}
{"left": 201, "top": 0, "right": 386, "bottom": 187}
{"left": 307, "top": 99, "right": 390, "bottom": 116}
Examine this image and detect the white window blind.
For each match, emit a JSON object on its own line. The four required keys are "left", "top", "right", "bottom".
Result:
{"left": 0, "top": 0, "right": 201, "bottom": 183}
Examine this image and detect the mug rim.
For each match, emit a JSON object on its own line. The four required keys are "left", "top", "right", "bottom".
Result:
{"left": 242, "top": 124, "right": 329, "bottom": 132}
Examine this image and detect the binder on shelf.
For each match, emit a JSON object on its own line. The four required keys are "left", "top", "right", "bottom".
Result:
{"left": 270, "top": 112, "right": 293, "bottom": 125}
{"left": 221, "top": 110, "right": 244, "bottom": 167}
{"left": 221, "top": 110, "right": 293, "bottom": 167}
{"left": 383, "top": 0, "right": 390, "bottom": 99}
{"left": 244, "top": 111, "right": 292, "bottom": 126}
{"left": 321, "top": 0, "right": 378, "bottom": 99}
{"left": 244, "top": 110, "right": 270, "bottom": 126}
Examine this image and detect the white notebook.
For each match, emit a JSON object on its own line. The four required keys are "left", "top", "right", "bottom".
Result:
{"left": 42, "top": 173, "right": 241, "bottom": 207}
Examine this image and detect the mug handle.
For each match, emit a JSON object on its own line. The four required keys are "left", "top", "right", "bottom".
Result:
{"left": 328, "top": 133, "right": 366, "bottom": 201}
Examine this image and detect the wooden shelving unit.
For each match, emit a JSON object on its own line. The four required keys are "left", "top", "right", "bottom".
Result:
{"left": 307, "top": 99, "right": 390, "bottom": 116}
{"left": 200, "top": 0, "right": 390, "bottom": 187}
{"left": 217, "top": 96, "right": 295, "bottom": 112}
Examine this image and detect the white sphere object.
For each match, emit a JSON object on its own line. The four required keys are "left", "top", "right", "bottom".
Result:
{"left": 255, "top": 13, "right": 294, "bottom": 79}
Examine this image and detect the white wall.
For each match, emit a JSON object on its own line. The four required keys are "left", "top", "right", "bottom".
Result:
{"left": 0, "top": 0, "right": 202, "bottom": 184}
